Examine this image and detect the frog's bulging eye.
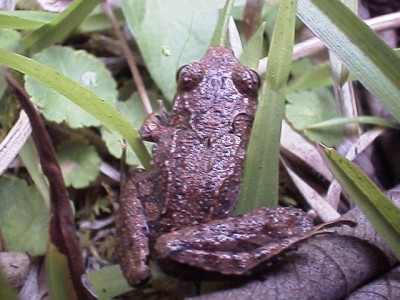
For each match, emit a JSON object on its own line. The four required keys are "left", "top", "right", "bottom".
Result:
{"left": 176, "top": 62, "right": 204, "bottom": 91}
{"left": 232, "top": 68, "right": 260, "bottom": 96}
{"left": 250, "top": 69, "right": 261, "bottom": 89}
{"left": 176, "top": 65, "right": 187, "bottom": 81}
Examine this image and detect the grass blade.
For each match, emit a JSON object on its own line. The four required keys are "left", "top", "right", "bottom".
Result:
{"left": 239, "top": 22, "right": 266, "bottom": 70}
{"left": 321, "top": 145, "right": 400, "bottom": 260}
{"left": 237, "top": 0, "right": 297, "bottom": 213}
{"left": 22, "top": 0, "right": 100, "bottom": 54}
{"left": 210, "top": 0, "right": 234, "bottom": 47}
{"left": 305, "top": 116, "right": 400, "bottom": 130}
{"left": 297, "top": 0, "right": 400, "bottom": 123}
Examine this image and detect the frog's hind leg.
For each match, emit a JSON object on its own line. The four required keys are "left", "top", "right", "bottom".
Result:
{"left": 115, "top": 169, "right": 151, "bottom": 286}
{"left": 153, "top": 207, "right": 354, "bottom": 279}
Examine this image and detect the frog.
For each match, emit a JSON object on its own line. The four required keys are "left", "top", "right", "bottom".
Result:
{"left": 115, "top": 46, "right": 349, "bottom": 287}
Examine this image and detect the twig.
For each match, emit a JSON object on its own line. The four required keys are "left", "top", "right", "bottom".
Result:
{"left": 102, "top": 1, "right": 153, "bottom": 115}
{"left": 5, "top": 72, "right": 95, "bottom": 300}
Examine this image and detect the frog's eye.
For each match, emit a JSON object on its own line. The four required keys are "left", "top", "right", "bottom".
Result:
{"left": 232, "top": 68, "right": 260, "bottom": 96}
{"left": 176, "top": 62, "right": 204, "bottom": 91}
{"left": 176, "top": 65, "right": 187, "bottom": 81}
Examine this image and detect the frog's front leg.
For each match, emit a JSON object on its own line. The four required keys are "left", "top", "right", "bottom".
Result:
{"left": 139, "top": 101, "right": 170, "bottom": 142}
{"left": 153, "top": 207, "right": 354, "bottom": 279}
{"left": 115, "top": 169, "right": 151, "bottom": 286}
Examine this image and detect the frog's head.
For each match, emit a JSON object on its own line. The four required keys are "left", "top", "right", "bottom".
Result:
{"left": 176, "top": 46, "right": 260, "bottom": 99}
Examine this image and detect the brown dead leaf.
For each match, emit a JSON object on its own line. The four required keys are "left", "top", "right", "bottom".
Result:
{"left": 188, "top": 190, "right": 400, "bottom": 300}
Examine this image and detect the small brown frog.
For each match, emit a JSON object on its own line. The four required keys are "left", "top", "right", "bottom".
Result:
{"left": 115, "top": 46, "right": 346, "bottom": 286}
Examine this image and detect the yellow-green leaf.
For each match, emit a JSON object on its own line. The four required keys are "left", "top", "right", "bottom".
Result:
{"left": 321, "top": 146, "right": 400, "bottom": 261}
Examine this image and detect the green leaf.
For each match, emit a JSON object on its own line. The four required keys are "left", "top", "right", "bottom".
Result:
{"left": 121, "top": 0, "right": 225, "bottom": 101}
{"left": 297, "top": 0, "right": 400, "bottom": 123}
{"left": 0, "top": 73, "right": 5, "bottom": 100}
{"left": 25, "top": 46, "right": 118, "bottom": 128}
{"left": 210, "top": 0, "right": 234, "bottom": 47}
{"left": 261, "top": 4, "right": 280, "bottom": 39}
{"left": 239, "top": 22, "right": 265, "bottom": 70}
{"left": 101, "top": 93, "right": 156, "bottom": 165}
{"left": 289, "top": 61, "right": 332, "bottom": 90}
{"left": 0, "top": 29, "right": 20, "bottom": 99}
{"left": 45, "top": 243, "right": 78, "bottom": 300}
{"left": 238, "top": 0, "right": 297, "bottom": 213}
{"left": 22, "top": 0, "right": 101, "bottom": 54}
{"left": 88, "top": 265, "right": 132, "bottom": 299}
{"left": 57, "top": 140, "right": 101, "bottom": 188}
{"left": 0, "top": 29, "right": 20, "bottom": 52}
{"left": 19, "top": 138, "right": 50, "bottom": 204}
{"left": 79, "top": 8, "right": 125, "bottom": 33}
{"left": 286, "top": 88, "right": 343, "bottom": 146}
{"left": 0, "top": 176, "right": 49, "bottom": 256}
{"left": 321, "top": 146, "right": 400, "bottom": 261}
{"left": 0, "top": 269, "right": 18, "bottom": 300}
{"left": 0, "top": 11, "right": 54, "bottom": 30}
{"left": 0, "top": 49, "right": 151, "bottom": 169}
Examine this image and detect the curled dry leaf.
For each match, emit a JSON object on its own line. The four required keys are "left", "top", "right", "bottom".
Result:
{"left": 347, "top": 264, "right": 400, "bottom": 299}
{"left": 188, "top": 190, "right": 400, "bottom": 300}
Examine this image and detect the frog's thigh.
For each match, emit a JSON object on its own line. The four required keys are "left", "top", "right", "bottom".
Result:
{"left": 115, "top": 173, "right": 150, "bottom": 286}
{"left": 154, "top": 207, "right": 323, "bottom": 276}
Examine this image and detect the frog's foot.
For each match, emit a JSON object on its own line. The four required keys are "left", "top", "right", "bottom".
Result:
{"left": 153, "top": 207, "right": 355, "bottom": 279}
{"left": 140, "top": 100, "right": 170, "bottom": 142}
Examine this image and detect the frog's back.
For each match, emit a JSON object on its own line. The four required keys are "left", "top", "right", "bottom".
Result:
{"left": 148, "top": 46, "right": 258, "bottom": 234}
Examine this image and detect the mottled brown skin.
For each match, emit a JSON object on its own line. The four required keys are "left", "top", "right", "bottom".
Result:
{"left": 115, "top": 47, "right": 345, "bottom": 287}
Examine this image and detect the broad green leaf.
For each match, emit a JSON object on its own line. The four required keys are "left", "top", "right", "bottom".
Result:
{"left": 101, "top": 93, "right": 156, "bottom": 165}
{"left": 297, "top": 0, "right": 400, "bottom": 123}
{"left": 22, "top": 0, "right": 101, "bottom": 54}
{"left": 321, "top": 146, "right": 400, "bottom": 261}
{"left": 88, "top": 265, "right": 132, "bottom": 299}
{"left": 46, "top": 243, "right": 78, "bottom": 300}
{"left": 57, "top": 140, "right": 101, "bottom": 188}
{"left": 79, "top": 8, "right": 125, "bottom": 33}
{"left": 25, "top": 46, "right": 118, "bottom": 128}
{"left": 238, "top": 0, "right": 297, "bottom": 213}
{"left": 0, "top": 176, "right": 49, "bottom": 256}
{"left": 0, "top": 49, "right": 151, "bottom": 169}
{"left": 289, "top": 61, "right": 332, "bottom": 90}
{"left": 121, "top": 0, "right": 225, "bottom": 101}
{"left": 239, "top": 22, "right": 265, "bottom": 70}
{"left": 210, "top": 0, "right": 233, "bottom": 47}
{"left": 0, "top": 29, "right": 20, "bottom": 52}
{"left": 286, "top": 88, "right": 343, "bottom": 146}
